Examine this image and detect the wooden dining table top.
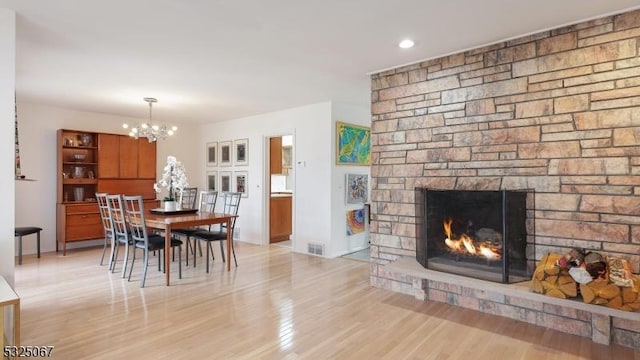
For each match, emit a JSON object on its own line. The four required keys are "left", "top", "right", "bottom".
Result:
{"left": 145, "top": 210, "right": 236, "bottom": 228}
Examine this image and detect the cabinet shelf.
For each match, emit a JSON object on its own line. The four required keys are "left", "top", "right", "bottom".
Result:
{"left": 62, "top": 145, "right": 98, "bottom": 150}
{"left": 61, "top": 200, "right": 97, "bottom": 205}
{"left": 63, "top": 179, "right": 98, "bottom": 185}
{"left": 62, "top": 162, "right": 97, "bottom": 166}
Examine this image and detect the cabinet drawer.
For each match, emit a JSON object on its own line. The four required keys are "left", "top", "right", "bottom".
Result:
{"left": 66, "top": 213, "right": 102, "bottom": 226}
{"left": 65, "top": 203, "right": 99, "bottom": 214}
{"left": 66, "top": 224, "right": 103, "bottom": 241}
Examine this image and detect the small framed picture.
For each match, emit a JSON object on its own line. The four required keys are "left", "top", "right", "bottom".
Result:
{"left": 234, "top": 171, "right": 248, "bottom": 197}
{"left": 234, "top": 138, "right": 249, "bottom": 166}
{"left": 220, "top": 171, "right": 232, "bottom": 192}
{"left": 206, "top": 170, "right": 217, "bottom": 191}
{"left": 206, "top": 142, "right": 218, "bottom": 167}
{"left": 346, "top": 173, "right": 369, "bottom": 204}
{"left": 219, "top": 141, "right": 232, "bottom": 166}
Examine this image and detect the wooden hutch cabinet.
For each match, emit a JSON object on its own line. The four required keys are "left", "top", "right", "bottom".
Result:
{"left": 56, "top": 129, "right": 159, "bottom": 254}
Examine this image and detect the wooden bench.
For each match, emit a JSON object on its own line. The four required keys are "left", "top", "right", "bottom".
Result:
{"left": 14, "top": 226, "right": 41, "bottom": 265}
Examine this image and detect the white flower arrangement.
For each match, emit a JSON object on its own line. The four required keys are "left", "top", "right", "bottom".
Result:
{"left": 154, "top": 156, "right": 189, "bottom": 201}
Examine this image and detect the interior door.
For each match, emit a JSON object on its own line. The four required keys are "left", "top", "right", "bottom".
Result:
{"left": 268, "top": 135, "right": 293, "bottom": 244}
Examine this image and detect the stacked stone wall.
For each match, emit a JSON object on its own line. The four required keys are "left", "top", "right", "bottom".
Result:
{"left": 371, "top": 10, "right": 640, "bottom": 295}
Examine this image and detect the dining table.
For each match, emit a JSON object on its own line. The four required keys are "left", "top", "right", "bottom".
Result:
{"left": 144, "top": 210, "right": 238, "bottom": 286}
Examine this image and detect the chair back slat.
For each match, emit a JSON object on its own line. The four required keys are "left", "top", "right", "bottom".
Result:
{"left": 106, "top": 194, "right": 129, "bottom": 243}
{"left": 122, "top": 195, "right": 148, "bottom": 245}
{"left": 96, "top": 193, "right": 113, "bottom": 235}
{"left": 198, "top": 190, "right": 218, "bottom": 213}
{"left": 198, "top": 190, "right": 218, "bottom": 232}
{"left": 221, "top": 192, "right": 241, "bottom": 233}
{"left": 177, "top": 187, "right": 198, "bottom": 209}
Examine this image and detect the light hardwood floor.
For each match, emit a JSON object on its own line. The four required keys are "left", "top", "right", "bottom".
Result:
{"left": 14, "top": 243, "right": 639, "bottom": 359}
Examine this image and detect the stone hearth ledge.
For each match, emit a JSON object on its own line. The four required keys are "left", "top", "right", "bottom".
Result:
{"left": 385, "top": 256, "right": 640, "bottom": 348}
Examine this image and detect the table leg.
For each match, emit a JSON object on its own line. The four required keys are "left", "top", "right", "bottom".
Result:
{"left": 226, "top": 218, "right": 231, "bottom": 271}
{"left": 14, "top": 301, "right": 20, "bottom": 347}
{"left": 165, "top": 224, "right": 171, "bottom": 286}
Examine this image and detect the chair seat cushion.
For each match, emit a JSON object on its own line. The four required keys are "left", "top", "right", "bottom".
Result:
{"left": 116, "top": 234, "right": 134, "bottom": 245}
{"left": 137, "top": 235, "right": 165, "bottom": 251}
{"left": 172, "top": 228, "right": 199, "bottom": 236}
{"left": 147, "top": 234, "right": 183, "bottom": 247}
{"left": 192, "top": 230, "right": 227, "bottom": 241}
{"left": 15, "top": 227, "right": 42, "bottom": 236}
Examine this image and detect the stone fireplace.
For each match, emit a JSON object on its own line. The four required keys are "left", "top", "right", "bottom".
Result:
{"left": 369, "top": 9, "right": 640, "bottom": 349}
{"left": 416, "top": 188, "right": 531, "bottom": 283}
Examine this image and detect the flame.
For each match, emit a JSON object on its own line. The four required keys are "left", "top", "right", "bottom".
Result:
{"left": 443, "top": 218, "right": 453, "bottom": 239}
{"left": 442, "top": 218, "right": 501, "bottom": 260}
{"left": 480, "top": 246, "right": 498, "bottom": 259}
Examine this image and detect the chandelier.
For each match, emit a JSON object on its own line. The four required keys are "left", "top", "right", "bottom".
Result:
{"left": 123, "top": 97, "right": 177, "bottom": 142}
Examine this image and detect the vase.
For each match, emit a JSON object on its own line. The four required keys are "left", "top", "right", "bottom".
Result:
{"left": 73, "top": 187, "right": 85, "bottom": 202}
{"left": 164, "top": 200, "right": 177, "bottom": 211}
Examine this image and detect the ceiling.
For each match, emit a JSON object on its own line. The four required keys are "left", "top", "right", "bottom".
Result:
{"left": 2, "top": 1, "right": 640, "bottom": 124}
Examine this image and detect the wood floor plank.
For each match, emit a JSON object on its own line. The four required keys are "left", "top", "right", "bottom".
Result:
{"left": 14, "top": 244, "right": 640, "bottom": 359}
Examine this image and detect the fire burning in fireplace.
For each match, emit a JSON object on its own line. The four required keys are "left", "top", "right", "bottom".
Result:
{"left": 442, "top": 218, "right": 502, "bottom": 260}
{"left": 417, "top": 189, "right": 530, "bottom": 283}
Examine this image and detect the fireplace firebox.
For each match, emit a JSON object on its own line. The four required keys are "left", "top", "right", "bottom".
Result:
{"left": 416, "top": 189, "right": 532, "bottom": 283}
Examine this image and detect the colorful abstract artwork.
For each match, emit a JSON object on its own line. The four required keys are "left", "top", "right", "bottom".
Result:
{"left": 346, "top": 173, "right": 368, "bottom": 204}
{"left": 337, "top": 121, "right": 371, "bottom": 165}
{"left": 346, "top": 208, "right": 366, "bottom": 236}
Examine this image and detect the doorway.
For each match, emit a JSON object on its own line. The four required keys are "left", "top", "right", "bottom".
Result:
{"left": 267, "top": 134, "right": 294, "bottom": 246}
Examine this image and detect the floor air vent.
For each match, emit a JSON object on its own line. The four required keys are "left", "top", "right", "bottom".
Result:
{"left": 308, "top": 243, "right": 324, "bottom": 256}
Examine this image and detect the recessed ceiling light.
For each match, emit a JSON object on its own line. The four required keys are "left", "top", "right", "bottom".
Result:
{"left": 399, "top": 39, "right": 414, "bottom": 49}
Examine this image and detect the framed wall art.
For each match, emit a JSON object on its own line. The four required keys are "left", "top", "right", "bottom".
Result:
{"left": 206, "top": 141, "right": 217, "bottom": 167}
{"left": 219, "top": 141, "right": 232, "bottom": 166}
{"left": 336, "top": 121, "right": 371, "bottom": 166}
{"left": 346, "top": 173, "right": 369, "bottom": 204}
{"left": 220, "top": 171, "right": 232, "bottom": 192}
{"left": 234, "top": 170, "right": 248, "bottom": 197}
{"left": 234, "top": 138, "right": 249, "bottom": 166}
{"left": 206, "top": 170, "right": 218, "bottom": 191}
{"left": 346, "top": 208, "right": 366, "bottom": 236}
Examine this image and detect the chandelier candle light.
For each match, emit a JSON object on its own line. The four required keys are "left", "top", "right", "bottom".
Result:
{"left": 123, "top": 97, "right": 177, "bottom": 142}
{"left": 154, "top": 156, "right": 189, "bottom": 211}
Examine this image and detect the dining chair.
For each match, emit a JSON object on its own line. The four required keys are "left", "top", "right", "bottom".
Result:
{"left": 172, "top": 190, "right": 218, "bottom": 267}
{"left": 96, "top": 192, "right": 115, "bottom": 268}
{"left": 124, "top": 195, "right": 183, "bottom": 287}
{"left": 192, "top": 192, "right": 241, "bottom": 272}
{"left": 106, "top": 194, "right": 134, "bottom": 278}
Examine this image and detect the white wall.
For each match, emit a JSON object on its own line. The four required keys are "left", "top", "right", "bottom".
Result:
{"left": 154, "top": 121, "right": 200, "bottom": 197}
{"left": 1, "top": 9, "right": 16, "bottom": 285}
{"left": 330, "top": 102, "right": 372, "bottom": 257}
{"left": 1, "top": 8, "right": 16, "bottom": 344}
{"left": 14, "top": 102, "right": 199, "bottom": 255}
{"left": 198, "top": 101, "right": 370, "bottom": 258}
{"left": 198, "top": 102, "right": 334, "bottom": 255}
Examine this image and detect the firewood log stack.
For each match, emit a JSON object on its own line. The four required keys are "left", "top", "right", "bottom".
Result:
{"left": 531, "top": 251, "right": 640, "bottom": 311}
{"left": 531, "top": 253, "right": 578, "bottom": 299}
{"left": 580, "top": 261, "right": 640, "bottom": 311}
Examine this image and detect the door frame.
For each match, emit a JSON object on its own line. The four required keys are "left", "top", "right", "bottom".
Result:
{"left": 263, "top": 131, "right": 295, "bottom": 247}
